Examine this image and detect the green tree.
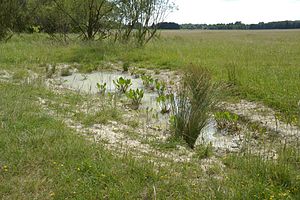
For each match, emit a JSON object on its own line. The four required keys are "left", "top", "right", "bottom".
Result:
{"left": 52, "top": 0, "right": 115, "bottom": 40}
{"left": 0, "top": 0, "right": 20, "bottom": 41}
{"left": 115, "top": 0, "right": 175, "bottom": 46}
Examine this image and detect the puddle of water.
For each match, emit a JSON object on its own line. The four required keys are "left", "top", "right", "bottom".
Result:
{"left": 60, "top": 72, "right": 158, "bottom": 110}
{"left": 197, "top": 119, "right": 238, "bottom": 150}
{"left": 60, "top": 71, "right": 238, "bottom": 151}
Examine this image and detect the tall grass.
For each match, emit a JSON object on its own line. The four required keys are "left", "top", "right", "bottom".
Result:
{"left": 171, "top": 65, "right": 216, "bottom": 148}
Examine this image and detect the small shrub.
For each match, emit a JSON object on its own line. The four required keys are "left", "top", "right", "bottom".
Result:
{"left": 170, "top": 64, "right": 217, "bottom": 148}
{"left": 113, "top": 77, "right": 132, "bottom": 93}
{"left": 96, "top": 83, "right": 107, "bottom": 95}
{"left": 126, "top": 88, "right": 144, "bottom": 110}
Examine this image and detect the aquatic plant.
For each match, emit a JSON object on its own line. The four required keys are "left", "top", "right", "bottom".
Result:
{"left": 126, "top": 88, "right": 144, "bottom": 110}
{"left": 156, "top": 93, "right": 171, "bottom": 114}
{"left": 155, "top": 80, "right": 166, "bottom": 96}
{"left": 141, "top": 75, "right": 154, "bottom": 89}
{"left": 113, "top": 77, "right": 132, "bottom": 93}
{"left": 96, "top": 82, "right": 107, "bottom": 95}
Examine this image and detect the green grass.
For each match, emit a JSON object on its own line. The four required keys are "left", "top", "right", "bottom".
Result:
{"left": 220, "top": 148, "right": 300, "bottom": 199}
{"left": 127, "top": 30, "right": 300, "bottom": 119}
{"left": 0, "top": 82, "right": 207, "bottom": 199}
{"left": 80, "top": 108, "right": 121, "bottom": 126}
{"left": 1, "top": 30, "right": 300, "bottom": 119}
{"left": 1, "top": 31, "right": 300, "bottom": 199}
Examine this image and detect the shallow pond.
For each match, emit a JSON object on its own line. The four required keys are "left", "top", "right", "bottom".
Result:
{"left": 60, "top": 71, "right": 239, "bottom": 151}
{"left": 61, "top": 71, "right": 158, "bottom": 110}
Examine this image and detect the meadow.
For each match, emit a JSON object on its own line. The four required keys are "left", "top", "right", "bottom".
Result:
{"left": 1, "top": 30, "right": 300, "bottom": 119}
{"left": 1, "top": 30, "right": 300, "bottom": 199}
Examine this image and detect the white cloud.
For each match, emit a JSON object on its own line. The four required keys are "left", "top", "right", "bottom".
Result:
{"left": 166, "top": 0, "right": 300, "bottom": 24}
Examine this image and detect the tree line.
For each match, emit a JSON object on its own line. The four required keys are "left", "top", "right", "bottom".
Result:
{"left": 180, "top": 21, "right": 300, "bottom": 30}
{"left": 0, "top": 0, "right": 175, "bottom": 45}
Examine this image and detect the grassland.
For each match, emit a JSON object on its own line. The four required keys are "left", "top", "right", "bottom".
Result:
{"left": 1, "top": 30, "right": 300, "bottom": 119}
{"left": 1, "top": 30, "right": 300, "bottom": 199}
{"left": 1, "top": 78, "right": 299, "bottom": 199}
{"left": 125, "top": 30, "right": 300, "bottom": 120}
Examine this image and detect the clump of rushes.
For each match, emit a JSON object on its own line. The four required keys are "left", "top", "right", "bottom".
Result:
{"left": 126, "top": 88, "right": 144, "bottom": 110}
{"left": 96, "top": 82, "right": 107, "bottom": 95}
{"left": 170, "top": 64, "right": 217, "bottom": 149}
{"left": 113, "top": 77, "right": 132, "bottom": 93}
{"left": 122, "top": 62, "right": 130, "bottom": 72}
{"left": 141, "top": 75, "right": 154, "bottom": 90}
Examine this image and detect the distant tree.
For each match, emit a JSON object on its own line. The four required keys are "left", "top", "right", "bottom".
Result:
{"left": 181, "top": 20, "right": 300, "bottom": 30}
{"left": 157, "top": 22, "right": 180, "bottom": 29}
{"left": 115, "top": 0, "right": 175, "bottom": 46}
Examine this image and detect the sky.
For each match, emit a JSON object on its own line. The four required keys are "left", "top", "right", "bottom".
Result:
{"left": 166, "top": 0, "right": 300, "bottom": 24}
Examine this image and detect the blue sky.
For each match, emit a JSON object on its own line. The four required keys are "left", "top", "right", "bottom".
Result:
{"left": 166, "top": 0, "right": 300, "bottom": 24}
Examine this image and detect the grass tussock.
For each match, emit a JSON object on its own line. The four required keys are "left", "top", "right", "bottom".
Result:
{"left": 171, "top": 64, "right": 217, "bottom": 148}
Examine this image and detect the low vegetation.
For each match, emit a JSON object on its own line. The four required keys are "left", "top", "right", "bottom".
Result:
{"left": 171, "top": 65, "right": 216, "bottom": 148}
{"left": 1, "top": 29, "right": 300, "bottom": 199}
{"left": 96, "top": 82, "right": 107, "bottom": 95}
{"left": 113, "top": 77, "right": 132, "bottom": 93}
{"left": 126, "top": 88, "right": 144, "bottom": 110}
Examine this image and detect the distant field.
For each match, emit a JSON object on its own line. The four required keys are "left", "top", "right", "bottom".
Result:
{"left": 1, "top": 30, "right": 300, "bottom": 118}
{"left": 127, "top": 30, "right": 300, "bottom": 118}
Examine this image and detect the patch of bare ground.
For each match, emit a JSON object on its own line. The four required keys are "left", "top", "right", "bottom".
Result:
{"left": 221, "top": 100, "right": 300, "bottom": 140}
{"left": 37, "top": 95, "right": 195, "bottom": 164}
